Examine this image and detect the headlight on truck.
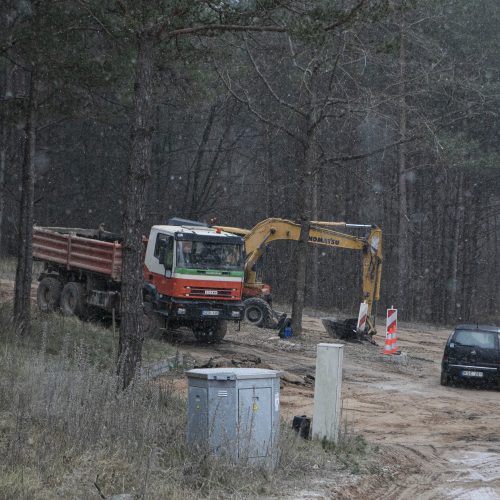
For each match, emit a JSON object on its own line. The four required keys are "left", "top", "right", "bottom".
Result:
{"left": 177, "top": 307, "right": 186, "bottom": 315}
{"left": 231, "top": 311, "right": 240, "bottom": 318}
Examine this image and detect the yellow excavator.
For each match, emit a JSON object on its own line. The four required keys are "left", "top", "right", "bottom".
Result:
{"left": 216, "top": 218, "right": 382, "bottom": 338}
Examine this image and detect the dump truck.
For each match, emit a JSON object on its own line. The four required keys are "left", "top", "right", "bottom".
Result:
{"left": 33, "top": 218, "right": 245, "bottom": 342}
{"left": 216, "top": 218, "right": 382, "bottom": 338}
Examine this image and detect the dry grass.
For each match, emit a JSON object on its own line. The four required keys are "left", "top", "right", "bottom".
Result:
{"left": 0, "top": 307, "right": 377, "bottom": 499}
{"left": 0, "top": 302, "right": 176, "bottom": 370}
{"left": 0, "top": 257, "right": 43, "bottom": 281}
{"left": 0, "top": 257, "right": 19, "bottom": 281}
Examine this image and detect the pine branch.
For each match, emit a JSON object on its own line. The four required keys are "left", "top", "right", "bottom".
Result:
{"left": 324, "top": 0, "right": 367, "bottom": 31}
{"left": 214, "top": 63, "right": 305, "bottom": 145}
{"left": 167, "top": 24, "right": 286, "bottom": 37}
{"left": 323, "top": 136, "right": 420, "bottom": 164}
{"left": 244, "top": 36, "right": 306, "bottom": 118}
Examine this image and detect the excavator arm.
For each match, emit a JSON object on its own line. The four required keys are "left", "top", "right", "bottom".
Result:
{"left": 217, "top": 218, "right": 383, "bottom": 332}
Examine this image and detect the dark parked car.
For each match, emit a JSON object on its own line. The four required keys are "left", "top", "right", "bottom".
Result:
{"left": 441, "top": 324, "right": 500, "bottom": 387}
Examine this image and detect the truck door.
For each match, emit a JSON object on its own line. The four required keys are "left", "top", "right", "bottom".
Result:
{"left": 155, "top": 234, "right": 174, "bottom": 276}
{"left": 145, "top": 232, "right": 174, "bottom": 294}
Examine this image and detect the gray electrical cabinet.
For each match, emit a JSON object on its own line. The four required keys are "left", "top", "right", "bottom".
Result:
{"left": 186, "top": 368, "right": 281, "bottom": 467}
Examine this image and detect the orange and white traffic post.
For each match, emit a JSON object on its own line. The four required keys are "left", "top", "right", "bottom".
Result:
{"left": 356, "top": 301, "right": 369, "bottom": 334}
{"left": 383, "top": 307, "right": 398, "bottom": 355}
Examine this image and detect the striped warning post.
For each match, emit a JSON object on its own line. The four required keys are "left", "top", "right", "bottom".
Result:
{"left": 383, "top": 308, "right": 398, "bottom": 355}
{"left": 356, "top": 301, "right": 369, "bottom": 334}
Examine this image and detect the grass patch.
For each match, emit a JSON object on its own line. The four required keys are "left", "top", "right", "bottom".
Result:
{"left": 0, "top": 257, "right": 18, "bottom": 281}
{"left": 319, "top": 421, "right": 375, "bottom": 475}
{"left": 0, "top": 257, "right": 43, "bottom": 281}
{"left": 0, "top": 304, "right": 175, "bottom": 370}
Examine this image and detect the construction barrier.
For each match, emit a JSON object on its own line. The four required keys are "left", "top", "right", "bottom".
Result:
{"left": 383, "top": 308, "right": 398, "bottom": 355}
{"left": 356, "top": 301, "right": 368, "bottom": 333}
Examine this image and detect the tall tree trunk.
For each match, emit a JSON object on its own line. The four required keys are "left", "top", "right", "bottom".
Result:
{"left": 291, "top": 126, "right": 317, "bottom": 336}
{"left": 397, "top": 21, "right": 409, "bottom": 318}
{"left": 188, "top": 104, "right": 216, "bottom": 219}
{"left": 430, "top": 173, "right": 443, "bottom": 323}
{"left": 0, "top": 119, "right": 6, "bottom": 256}
{"left": 462, "top": 186, "right": 481, "bottom": 321}
{"left": 265, "top": 124, "right": 274, "bottom": 217}
{"left": 0, "top": 22, "right": 12, "bottom": 257}
{"left": 447, "top": 171, "right": 463, "bottom": 321}
{"left": 310, "top": 170, "right": 319, "bottom": 309}
{"left": 291, "top": 219, "right": 310, "bottom": 336}
{"left": 118, "top": 33, "right": 154, "bottom": 389}
{"left": 413, "top": 172, "right": 425, "bottom": 319}
{"left": 14, "top": 68, "right": 38, "bottom": 334}
{"left": 490, "top": 214, "right": 499, "bottom": 318}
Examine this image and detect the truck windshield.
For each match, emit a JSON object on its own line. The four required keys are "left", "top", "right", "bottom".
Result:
{"left": 176, "top": 240, "right": 244, "bottom": 271}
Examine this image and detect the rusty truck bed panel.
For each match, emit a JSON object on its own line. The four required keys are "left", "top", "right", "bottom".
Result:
{"left": 33, "top": 227, "right": 122, "bottom": 280}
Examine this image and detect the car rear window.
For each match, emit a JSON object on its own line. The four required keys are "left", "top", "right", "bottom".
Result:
{"left": 453, "top": 330, "right": 495, "bottom": 349}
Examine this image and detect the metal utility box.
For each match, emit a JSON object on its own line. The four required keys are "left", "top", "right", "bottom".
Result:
{"left": 186, "top": 368, "right": 281, "bottom": 467}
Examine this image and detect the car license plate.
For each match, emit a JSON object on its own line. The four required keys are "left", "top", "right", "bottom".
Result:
{"left": 462, "top": 370, "right": 483, "bottom": 378}
{"left": 202, "top": 310, "right": 219, "bottom": 316}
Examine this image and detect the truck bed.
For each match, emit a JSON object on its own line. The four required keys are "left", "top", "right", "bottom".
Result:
{"left": 33, "top": 226, "right": 123, "bottom": 280}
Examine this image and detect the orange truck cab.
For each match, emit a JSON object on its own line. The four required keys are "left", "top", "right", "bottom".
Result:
{"left": 142, "top": 220, "right": 245, "bottom": 337}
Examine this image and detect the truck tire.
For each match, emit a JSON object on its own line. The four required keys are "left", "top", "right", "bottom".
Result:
{"left": 61, "top": 282, "right": 86, "bottom": 317}
{"left": 243, "top": 297, "right": 273, "bottom": 328}
{"left": 193, "top": 320, "right": 227, "bottom": 343}
{"left": 264, "top": 293, "right": 273, "bottom": 307}
{"left": 37, "top": 277, "right": 63, "bottom": 312}
{"left": 142, "top": 301, "right": 164, "bottom": 338}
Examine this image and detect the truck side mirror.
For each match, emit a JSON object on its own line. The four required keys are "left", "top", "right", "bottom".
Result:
{"left": 164, "top": 256, "right": 173, "bottom": 273}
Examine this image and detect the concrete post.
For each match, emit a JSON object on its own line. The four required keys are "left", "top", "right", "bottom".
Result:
{"left": 311, "top": 343, "right": 344, "bottom": 443}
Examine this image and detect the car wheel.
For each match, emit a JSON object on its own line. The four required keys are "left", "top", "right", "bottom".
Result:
{"left": 440, "top": 370, "right": 450, "bottom": 387}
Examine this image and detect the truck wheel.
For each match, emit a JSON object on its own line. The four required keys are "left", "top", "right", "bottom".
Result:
{"left": 61, "top": 282, "right": 86, "bottom": 317}
{"left": 193, "top": 320, "right": 227, "bottom": 343}
{"left": 243, "top": 297, "right": 273, "bottom": 328}
{"left": 142, "top": 302, "right": 164, "bottom": 338}
{"left": 37, "top": 277, "right": 63, "bottom": 312}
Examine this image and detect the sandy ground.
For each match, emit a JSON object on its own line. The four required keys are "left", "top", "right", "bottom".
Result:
{"left": 2, "top": 278, "right": 499, "bottom": 499}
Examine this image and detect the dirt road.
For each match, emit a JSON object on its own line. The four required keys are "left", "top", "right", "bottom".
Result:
{"left": 172, "top": 316, "right": 500, "bottom": 499}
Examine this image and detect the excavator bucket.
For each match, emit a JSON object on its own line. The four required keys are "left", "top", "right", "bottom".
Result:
{"left": 322, "top": 317, "right": 363, "bottom": 342}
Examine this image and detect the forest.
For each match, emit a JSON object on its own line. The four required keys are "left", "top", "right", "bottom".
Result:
{"left": 1, "top": 0, "right": 499, "bottom": 330}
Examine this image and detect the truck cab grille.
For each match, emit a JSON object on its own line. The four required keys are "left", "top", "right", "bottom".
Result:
{"left": 184, "top": 286, "right": 238, "bottom": 299}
